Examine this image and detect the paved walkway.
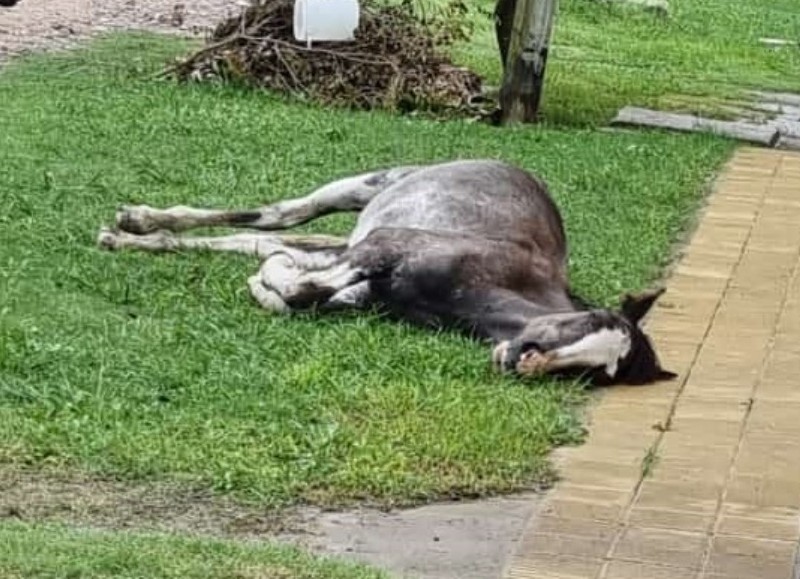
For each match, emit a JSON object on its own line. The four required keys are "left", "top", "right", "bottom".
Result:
{"left": 504, "top": 147, "right": 800, "bottom": 579}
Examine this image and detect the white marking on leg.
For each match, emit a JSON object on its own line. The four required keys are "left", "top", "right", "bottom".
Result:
{"left": 248, "top": 167, "right": 420, "bottom": 230}
{"left": 97, "top": 228, "right": 177, "bottom": 251}
{"left": 114, "top": 166, "right": 421, "bottom": 234}
{"left": 260, "top": 255, "right": 364, "bottom": 308}
{"left": 247, "top": 176, "right": 376, "bottom": 230}
{"left": 116, "top": 205, "right": 233, "bottom": 234}
{"left": 492, "top": 341, "right": 510, "bottom": 370}
{"left": 158, "top": 233, "right": 338, "bottom": 262}
{"left": 248, "top": 275, "right": 289, "bottom": 313}
{"left": 546, "top": 328, "right": 631, "bottom": 377}
{"left": 259, "top": 254, "right": 301, "bottom": 296}
{"left": 97, "top": 229, "right": 344, "bottom": 265}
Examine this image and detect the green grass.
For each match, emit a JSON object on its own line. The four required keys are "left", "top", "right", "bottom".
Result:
{"left": 0, "top": 2, "right": 782, "bottom": 575}
{"left": 451, "top": 0, "right": 800, "bottom": 125}
{"left": 0, "top": 522, "right": 385, "bottom": 578}
{"left": 0, "top": 34, "right": 733, "bottom": 509}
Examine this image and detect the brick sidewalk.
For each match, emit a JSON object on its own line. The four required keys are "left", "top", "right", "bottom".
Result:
{"left": 504, "top": 148, "right": 800, "bottom": 579}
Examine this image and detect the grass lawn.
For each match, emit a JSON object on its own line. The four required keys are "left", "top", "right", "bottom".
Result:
{"left": 456, "top": 0, "right": 800, "bottom": 125}
{"left": 0, "top": 522, "right": 385, "bottom": 579}
{"left": 0, "top": 34, "right": 731, "bottom": 510}
{"left": 4, "top": 0, "right": 788, "bottom": 574}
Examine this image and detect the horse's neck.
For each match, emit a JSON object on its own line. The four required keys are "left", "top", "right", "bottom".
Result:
{"left": 465, "top": 288, "right": 578, "bottom": 343}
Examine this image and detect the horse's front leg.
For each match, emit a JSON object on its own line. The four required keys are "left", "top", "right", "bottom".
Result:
{"left": 257, "top": 254, "right": 370, "bottom": 312}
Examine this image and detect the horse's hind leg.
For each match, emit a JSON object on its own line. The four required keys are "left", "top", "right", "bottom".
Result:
{"left": 115, "top": 166, "right": 421, "bottom": 234}
{"left": 97, "top": 228, "right": 346, "bottom": 263}
{"left": 97, "top": 228, "right": 353, "bottom": 313}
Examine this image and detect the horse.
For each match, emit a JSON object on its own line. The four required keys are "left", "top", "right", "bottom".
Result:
{"left": 98, "top": 159, "right": 676, "bottom": 385}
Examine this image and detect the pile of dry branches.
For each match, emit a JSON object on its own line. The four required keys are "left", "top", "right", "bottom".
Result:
{"left": 163, "top": 0, "right": 485, "bottom": 115}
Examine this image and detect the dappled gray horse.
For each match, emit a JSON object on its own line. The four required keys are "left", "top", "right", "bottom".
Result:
{"left": 98, "top": 159, "right": 676, "bottom": 385}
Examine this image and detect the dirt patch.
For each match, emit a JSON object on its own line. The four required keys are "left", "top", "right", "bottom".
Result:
{"left": 0, "top": 0, "right": 236, "bottom": 64}
{"left": 0, "top": 467, "right": 541, "bottom": 578}
{"left": 0, "top": 467, "right": 301, "bottom": 537}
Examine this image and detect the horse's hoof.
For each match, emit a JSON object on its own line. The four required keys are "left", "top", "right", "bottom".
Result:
{"left": 116, "top": 205, "right": 158, "bottom": 234}
{"left": 97, "top": 227, "right": 118, "bottom": 250}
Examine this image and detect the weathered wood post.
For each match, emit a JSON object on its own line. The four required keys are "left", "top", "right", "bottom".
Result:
{"left": 497, "top": 0, "right": 559, "bottom": 124}
{"left": 494, "top": 0, "right": 518, "bottom": 71}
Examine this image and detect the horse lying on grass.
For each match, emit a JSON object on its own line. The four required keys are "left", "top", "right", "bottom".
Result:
{"left": 98, "top": 159, "right": 676, "bottom": 386}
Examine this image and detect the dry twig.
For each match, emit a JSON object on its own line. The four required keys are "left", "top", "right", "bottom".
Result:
{"left": 160, "top": 0, "right": 485, "bottom": 116}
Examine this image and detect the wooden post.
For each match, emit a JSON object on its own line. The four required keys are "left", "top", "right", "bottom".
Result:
{"left": 498, "top": 0, "right": 558, "bottom": 124}
{"left": 494, "top": 0, "right": 517, "bottom": 70}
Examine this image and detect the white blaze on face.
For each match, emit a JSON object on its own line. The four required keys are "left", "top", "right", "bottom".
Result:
{"left": 547, "top": 328, "right": 632, "bottom": 377}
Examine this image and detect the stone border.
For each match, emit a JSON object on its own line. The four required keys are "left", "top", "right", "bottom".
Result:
{"left": 612, "top": 96, "right": 800, "bottom": 151}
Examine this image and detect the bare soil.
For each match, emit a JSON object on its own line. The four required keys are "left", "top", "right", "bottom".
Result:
{"left": 0, "top": 467, "right": 541, "bottom": 579}
{"left": 0, "top": 0, "right": 235, "bottom": 63}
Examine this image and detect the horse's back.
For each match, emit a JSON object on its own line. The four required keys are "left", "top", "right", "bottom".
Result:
{"left": 350, "top": 160, "right": 567, "bottom": 264}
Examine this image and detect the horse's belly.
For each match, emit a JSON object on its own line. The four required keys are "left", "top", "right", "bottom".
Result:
{"left": 347, "top": 160, "right": 566, "bottom": 266}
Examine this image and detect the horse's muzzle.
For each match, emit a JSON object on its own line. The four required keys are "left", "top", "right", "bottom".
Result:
{"left": 492, "top": 341, "right": 555, "bottom": 375}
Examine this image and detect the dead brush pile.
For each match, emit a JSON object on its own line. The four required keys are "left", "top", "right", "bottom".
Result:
{"left": 163, "top": 0, "right": 486, "bottom": 116}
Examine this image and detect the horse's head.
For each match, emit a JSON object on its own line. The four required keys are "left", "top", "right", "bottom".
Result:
{"left": 493, "top": 289, "right": 677, "bottom": 385}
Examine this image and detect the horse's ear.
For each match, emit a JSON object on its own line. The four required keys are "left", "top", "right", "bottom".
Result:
{"left": 621, "top": 288, "right": 666, "bottom": 326}
{"left": 658, "top": 369, "right": 678, "bottom": 381}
